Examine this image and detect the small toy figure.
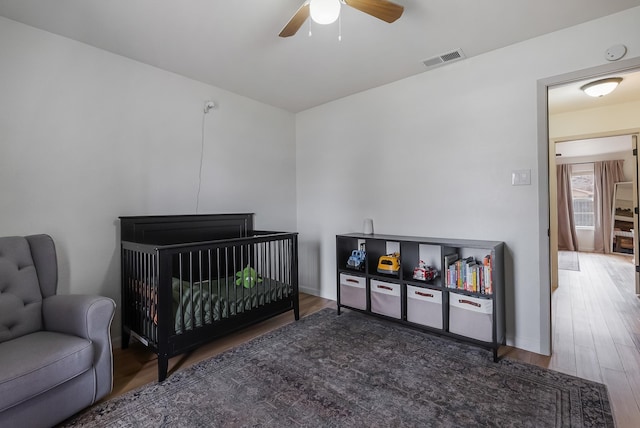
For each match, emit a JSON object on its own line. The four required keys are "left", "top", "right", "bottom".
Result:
{"left": 413, "top": 260, "right": 439, "bottom": 281}
{"left": 377, "top": 252, "right": 400, "bottom": 275}
{"left": 236, "top": 265, "right": 262, "bottom": 288}
{"left": 347, "top": 243, "right": 366, "bottom": 270}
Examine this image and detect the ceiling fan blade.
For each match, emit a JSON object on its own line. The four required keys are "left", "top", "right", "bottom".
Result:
{"left": 279, "top": 1, "right": 310, "bottom": 37}
{"left": 344, "top": 0, "right": 404, "bottom": 23}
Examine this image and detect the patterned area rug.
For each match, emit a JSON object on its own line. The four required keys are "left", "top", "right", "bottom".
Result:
{"left": 559, "top": 251, "right": 581, "bottom": 271}
{"left": 61, "top": 309, "right": 613, "bottom": 427}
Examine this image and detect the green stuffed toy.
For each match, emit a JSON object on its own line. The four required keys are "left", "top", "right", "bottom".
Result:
{"left": 235, "top": 265, "right": 262, "bottom": 288}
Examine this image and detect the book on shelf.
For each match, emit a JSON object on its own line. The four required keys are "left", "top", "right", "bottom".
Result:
{"left": 444, "top": 253, "right": 459, "bottom": 268}
{"left": 483, "top": 255, "right": 492, "bottom": 294}
{"left": 445, "top": 254, "right": 493, "bottom": 295}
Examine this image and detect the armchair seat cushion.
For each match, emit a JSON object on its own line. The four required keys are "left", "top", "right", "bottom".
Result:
{"left": 0, "top": 331, "right": 94, "bottom": 412}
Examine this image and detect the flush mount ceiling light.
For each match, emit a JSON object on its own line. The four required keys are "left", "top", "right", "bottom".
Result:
{"left": 580, "top": 77, "right": 623, "bottom": 97}
{"left": 310, "top": 0, "right": 341, "bottom": 25}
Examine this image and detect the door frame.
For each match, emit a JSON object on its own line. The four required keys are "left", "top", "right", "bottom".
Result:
{"left": 537, "top": 56, "right": 640, "bottom": 356}
{"left": 633, "top": 135, "right": 640, "bottom": 294}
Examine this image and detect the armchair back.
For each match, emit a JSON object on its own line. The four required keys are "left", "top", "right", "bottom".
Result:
{"left": 0, "top": 235, "right": 56, "bottom": 343}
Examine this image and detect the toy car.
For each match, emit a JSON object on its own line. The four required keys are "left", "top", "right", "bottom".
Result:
{"left": 377, "top": 252, "right": 400, "bottom": 275}
{"left": 347, "top": 248, "right": 366, "bottom": 270}
{"left": 413, "top": 260, "right": 439, "bottom": 281}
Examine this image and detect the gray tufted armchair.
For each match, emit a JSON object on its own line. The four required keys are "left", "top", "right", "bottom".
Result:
{"left": 0, "top": 234, "right": 115, "bottom": 428}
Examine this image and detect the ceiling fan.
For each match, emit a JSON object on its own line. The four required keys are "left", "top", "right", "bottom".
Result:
{"left": 279, "top": 0, "right": 404, "bottom": 37}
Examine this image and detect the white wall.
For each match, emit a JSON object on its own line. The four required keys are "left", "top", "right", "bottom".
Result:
{"left": 0, "top": 17, "right": 297, "bottom": 340}
{"left": 295, "top": 7, "right": 640, "bottom": 354}
{"left": 550, "top": 100, "right": 640, "bottom": 139}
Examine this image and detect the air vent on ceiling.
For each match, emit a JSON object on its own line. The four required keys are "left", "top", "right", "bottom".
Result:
{"left": 422, "top": 49, "right": 466, "bottom": 69}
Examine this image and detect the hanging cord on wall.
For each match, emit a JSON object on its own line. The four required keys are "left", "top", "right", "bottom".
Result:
{"left": 196, "top": 101, "right": 216, "bottom": 213}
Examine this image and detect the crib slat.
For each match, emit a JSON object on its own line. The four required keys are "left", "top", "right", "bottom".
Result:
{"left": 178, "top": 254, "right": 184, "bottom": 333}
{"left": 207, "top": 249, "right": 213, "bottom": 326}
{"left": 225, "top": 246, "right": 230, "bottom": 319}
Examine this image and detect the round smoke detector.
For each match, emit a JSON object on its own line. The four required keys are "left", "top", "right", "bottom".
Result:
{"left": 605, "top": 44, "right": 627, "bottom": 62}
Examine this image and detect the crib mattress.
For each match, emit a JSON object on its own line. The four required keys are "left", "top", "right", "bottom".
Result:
{"left": 172, "top": 277, "right": 290, "bottom": 334}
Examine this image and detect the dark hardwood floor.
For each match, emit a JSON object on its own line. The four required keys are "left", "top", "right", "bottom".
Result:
{"left": 110, "top": 260, "right": 640, "bottom": 427}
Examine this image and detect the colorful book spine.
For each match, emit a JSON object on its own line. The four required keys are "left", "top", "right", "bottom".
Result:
{"left": 445, "top": 254, "right": 493, "bottom": 295}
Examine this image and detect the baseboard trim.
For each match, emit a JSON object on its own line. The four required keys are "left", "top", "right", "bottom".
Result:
{"left": 299, "top": 285, "right": 320, "bottom": 296}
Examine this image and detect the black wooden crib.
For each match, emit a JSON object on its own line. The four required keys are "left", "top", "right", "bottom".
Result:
{"left": 119, "top": 214, "right": 299, "bottom": 381}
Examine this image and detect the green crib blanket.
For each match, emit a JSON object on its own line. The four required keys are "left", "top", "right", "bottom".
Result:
{"left": 171, "top": 276, "right": 290, "bottom": 334}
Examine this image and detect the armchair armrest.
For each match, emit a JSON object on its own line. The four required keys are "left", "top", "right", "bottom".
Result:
{"left": 43, "top": 294, "right": 116, "bottom": 401}
{"left": 43, "top": 294, "right": 115, "bottom": 339}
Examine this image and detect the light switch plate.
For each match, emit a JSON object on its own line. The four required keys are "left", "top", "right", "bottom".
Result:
{"left": 512, "top": 169, "right": 531, "bottom": 186}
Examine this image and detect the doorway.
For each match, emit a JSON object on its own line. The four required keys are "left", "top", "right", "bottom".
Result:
{"left": 536, "top": 56, "right": 640, "bottom": 356}
{"left": 549, "top": 134, "right": 637, "bottom": 290}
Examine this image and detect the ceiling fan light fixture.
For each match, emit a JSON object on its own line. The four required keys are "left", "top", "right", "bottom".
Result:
{"left": 580, "top": 77, "right": 623, "bottom": 97}
{"left": 309, "top": 0, "right": 341, "bottom": 25}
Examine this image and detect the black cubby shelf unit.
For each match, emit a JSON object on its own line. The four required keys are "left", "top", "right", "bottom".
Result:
{"left": 336, "top": 233, "right": 505, "bottom": 362}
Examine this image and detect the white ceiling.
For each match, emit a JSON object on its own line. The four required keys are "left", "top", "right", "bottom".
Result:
{"left": 549, "top": 69, "right": 640, "bottom": 115}
{"left": 1, "top": 0, "right": 640, "bottom": 112}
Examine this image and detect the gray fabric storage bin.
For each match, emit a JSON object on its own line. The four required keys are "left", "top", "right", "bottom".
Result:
{"left": 406, "top": 285, "right": 442, "bottom": 329}
{"left": 370, "top": 280, "right": 401, "bottom": 319}
{"left": 340, "top": 273, "right": 366, "bottom": 310}
{"left": 448, "top": 294, "right": 493, "bottom": 342}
